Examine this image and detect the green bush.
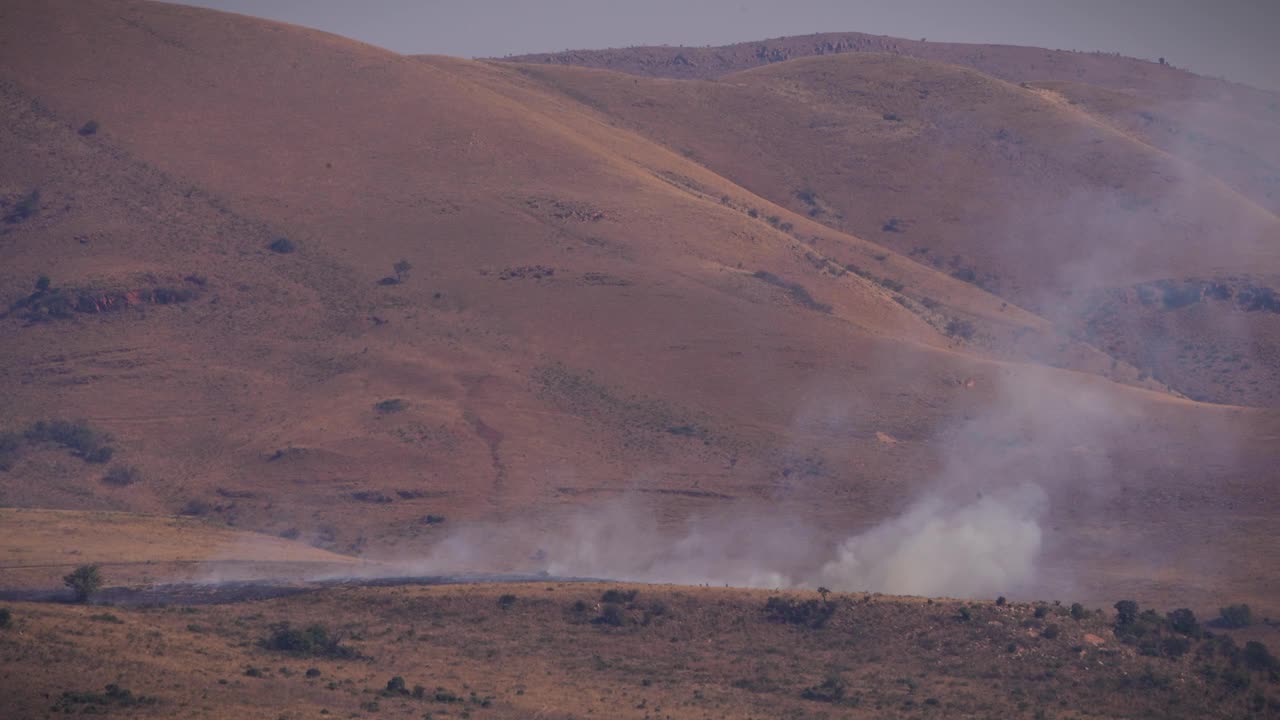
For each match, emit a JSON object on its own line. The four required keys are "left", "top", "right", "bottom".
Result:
{"left": 497, "top": 594, "right": 517, "bottom": 610}
{"left": 260, "top": 622, "right": 356, "bottom": 658}
{"left": 1244, "top": 641, "right": 1276, "bottom": 672}
{"left": 78, "top": 120, "right": 99, "bottom": 136}
{"left": 63, "top": 564, "right": 103, "bottom": 603}
{"left": 1217, "top": 604, "right": 1253, "bottom": 628}
{"left": 0, "top": 607, "right": 11, "bottom": 628}
{"left": 268, "top": 237, "right": 296, "bottom": 254}
{"left": 1070, "top": 602, "right": 1089, "bottom": 620}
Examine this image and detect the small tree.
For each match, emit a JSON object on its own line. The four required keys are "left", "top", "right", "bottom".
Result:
{"left": 1114, "top": 600, "right": 1139, "bottom": 626}
{"left": 393, "top": 259, "right": 412, "bottom": 282}
{"left": 1218, "top": 604, "right": 1253, "bottom": 628}
{"left": 64, "top": 564, "right": 103, "bottom": 603}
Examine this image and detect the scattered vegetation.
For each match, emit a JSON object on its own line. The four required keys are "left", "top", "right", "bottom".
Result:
{"left": 22, "top": 419, "right": 113, "bottom": 463}
{"left": 63, "top": 564, "right": 103, "bottom": 603}
{"left": 945, "top": 318, "right": 976, "bottom": 340}
{"left": 763, "top": 596, "right": 836, "bottom": 629}
{"left": 752, "top": 270, "right": 832, "bottom": 313}
{"left": 53, "top": 685, "right": 154, "bottom": 712}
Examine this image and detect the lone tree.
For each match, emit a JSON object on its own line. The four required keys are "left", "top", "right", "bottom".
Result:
{"left": 63, "top": 564, "right": 103, "bottom": 603}
{"left": 393, "top": 258, "right": 412, "bottom": 282}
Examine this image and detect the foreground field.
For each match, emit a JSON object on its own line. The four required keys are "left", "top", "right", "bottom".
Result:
{"left": 1, "top": 583, "right": 1278, "bottom": 719}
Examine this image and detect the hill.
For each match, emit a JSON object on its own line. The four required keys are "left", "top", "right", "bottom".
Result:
{"left": 496, "top": 50, "right": 1280, "bottom": 406}
{"left": 0, "top": 0, "right": 1277, "bottom": 626}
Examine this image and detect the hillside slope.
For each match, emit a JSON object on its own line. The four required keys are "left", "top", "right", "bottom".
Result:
{"left": 501, "top": 53, "right": 1280, "bottom": 405}
{"left": 0, "top": 0, "right": 1277, "bottom": 613}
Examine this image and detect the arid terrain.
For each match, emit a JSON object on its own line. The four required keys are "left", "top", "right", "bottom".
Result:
{"left": 1, "top": 1, "right": 1278, "bottom": 717}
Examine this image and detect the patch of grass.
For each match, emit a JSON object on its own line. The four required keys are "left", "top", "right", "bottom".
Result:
{"left": 101, "top": 463, "right": 140, "bottom": 486}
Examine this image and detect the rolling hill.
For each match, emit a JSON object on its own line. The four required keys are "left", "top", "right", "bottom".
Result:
{"left": 0, "top": 0, "right": 1277, "bottom": 626}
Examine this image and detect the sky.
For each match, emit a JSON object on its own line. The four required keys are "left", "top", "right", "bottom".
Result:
{"left": 173, "top": 0, "right": 1279, "bottom": 91}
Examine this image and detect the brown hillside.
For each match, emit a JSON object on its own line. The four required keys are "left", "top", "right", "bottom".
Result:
{"left": 500, "top": 53, "right": 1280, "bottom": 405}
{"left": 0, "top": 0, "right": 1277, "bottom": 621}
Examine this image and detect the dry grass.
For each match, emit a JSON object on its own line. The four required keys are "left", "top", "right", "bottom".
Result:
{"left": 1, "top": 583, "right": 1278, "bottom": 719}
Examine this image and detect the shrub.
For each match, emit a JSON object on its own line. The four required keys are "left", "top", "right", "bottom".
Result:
{"left": 25, "top": 419, "right": 112, "bottom": 462}
{"left": 497, "top": 594, "right": 517, "bottom": 610}
{"left": 1114, "top": 600, "right": 1139, "bottom": 626}
{"left": 35, "top": 275, "right": 51, "bottom": 292}
{"left": 1244, "top": 641, "right": 1277, "bottom": 672}
{"left": 601, "top": 588, "right": 638, "bottom": 604}
{"left": 53, "top": 684, "right": 154, "bottom": 711}
{"left": 882, "top": 112, "right": 902, "bottom": 121}
{"left": 180, "top": 498, "right": 212, "bottom": 516}
{"left": 0, "top": 607, "right": 10, "bottom": 628}
{"left": 764, "top": 596, "right": 836, "bottom": 628}
{"left": 260, "top": 622, "right": 356, "bottom": 658}
{"left": 4, "top": 189, "right": 40, "bottom": 224}
{"left": 801, "top": 675, "right": 847, "bottom": 703}
{"left": 956, "top": 606, "right": 973, "bottom": 622}
{"left": 752, "top": 270, "right": 832, "bottom": 313}
{"left": 882, "top": 217, "right": 902, "bottom": 232}
{"left": 595, "top": 603, "right": 626, "bottom": 626}
{"left": 385, "top": 676, "right": 408, "bottom": 695}
{"left": 1217, "top": 604, "right": 1253, "bottom": 628}
{"left": 374, "top": 398, "right": 407, "bottom": 414}
{"left": 78, "top": 120, "right": 99, "bottom": 136}
{"left": 421, "top": 514, "right": 446, "bottom": 525}
{"left": 996, "top": 596, "right": 1007, "bottom": 606}
{"left": 377, "top": 276, "right": 400, "bottom": 285}
{"left": 1070, "top": 602, "right": 1089, "bottom": 620}
{"left": 1042, "top": 623, "right": 1061, "bottom": 639}
{"left": 0, "top": 432, "right": 19, "bottom": 471}
{"left": 393, "top": 259, "right": 412, "bottom": 281}
{"left": 63, "top": 564, "right": 103, "bottom": 603}
{"left": 1034, "top": 605, "right": 1050, "bottom": 619}
{"left": 267, "top": 237, "right": 296, "bottom": 254}
{"left": 945, "top": 319, "right": 976, "bottom": 340}
{"left": 101, "top": 464, "right": 140, "bottom": 486}
{"left": 1166, "top": 608, "right": 1200, "bottom": 636}
{"left": 305, "top": 667, "right": 321, "bottom": 678}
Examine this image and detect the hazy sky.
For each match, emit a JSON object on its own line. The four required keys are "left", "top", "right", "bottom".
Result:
{"left": 174, "top": 0, "right": 1278, "bottom": 91}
